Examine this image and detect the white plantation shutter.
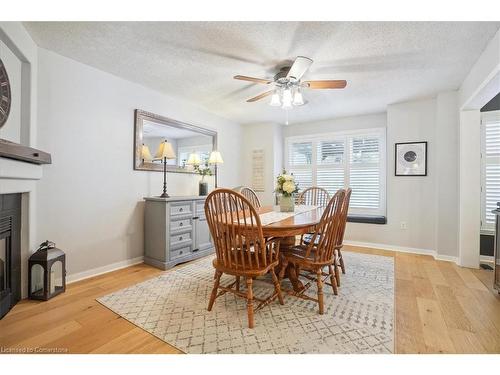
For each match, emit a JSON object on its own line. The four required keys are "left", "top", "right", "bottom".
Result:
{"left": 317, "top": 140, "right": 345, "bottom": 195}
{"left": 288, "top": 141, "right": 313, "bottom": 192}
{"left": 481, "top": 111, "right": 500, "bottom": 231}
{"left": 317, "top": 169, "right": 344, "bottom": 195}
{"left": 290, "top": 170, "right": 313, "bottom": 191}
{"left": 485, "top": 165, "right": 500, "bottom": 225}
{"left": 349, "top": 136, "right": 381, "bottom": 210}
{"left": 288, "top": 142, "right": 312, "bottom": 166}
{"left": 285, "top": 128, "right": 386, "bottom": 216}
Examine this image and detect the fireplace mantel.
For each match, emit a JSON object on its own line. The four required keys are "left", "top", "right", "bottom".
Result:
{"left": 0, "top": 139, "right": 51, "bottom": 165}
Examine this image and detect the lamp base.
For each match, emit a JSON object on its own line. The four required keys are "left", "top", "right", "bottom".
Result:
{"left": 159, "top": 192, "right": 170, "bottom": 198}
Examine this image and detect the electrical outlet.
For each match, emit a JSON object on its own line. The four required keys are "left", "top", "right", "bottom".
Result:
{"left": 400, "top": 221, "right": 407, "bottom": 230}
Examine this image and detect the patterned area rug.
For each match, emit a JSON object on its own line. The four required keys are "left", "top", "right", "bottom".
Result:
{"left": 97, "top": 251, "right": 394, "bottom": 354}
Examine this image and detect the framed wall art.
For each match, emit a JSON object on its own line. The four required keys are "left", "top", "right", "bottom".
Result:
{"left": 395, "top": 141, "right": 427, "bottom": 176}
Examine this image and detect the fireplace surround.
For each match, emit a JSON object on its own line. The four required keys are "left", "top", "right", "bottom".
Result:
{"left": 0, "top": 193, "right": 21, "bottom": 319}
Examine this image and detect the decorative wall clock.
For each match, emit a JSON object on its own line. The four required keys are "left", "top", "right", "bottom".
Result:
{"left": 0, "top": 57, "right": 12, "bottom": 129}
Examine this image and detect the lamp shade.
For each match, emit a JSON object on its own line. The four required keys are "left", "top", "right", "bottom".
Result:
{"left": 269, "top": 91, "right": 281, "bottom": 106}
{"left": 186, "top": 152, "right": 201, "bottom": 166}
{"left": 155, "top": 140, "right": 176, "bottom": 159}
{"left": 208, "top": 150, "right": 224, "bottom": 164}
{"left": 293, "top": 88, "right": 304, "bottom": 106}
{"left": 141, "top": 144, "right": 153, "bottom": 161}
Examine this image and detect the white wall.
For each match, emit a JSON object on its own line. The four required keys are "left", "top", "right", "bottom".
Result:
{"left": 282, "top": 113, "right": 386, "bottom": 138}
{"left": 459, "top": 110, "right": 481, "bottom": 267}
{"left": 435, "top": 92, "right": 459, "bottom": 258}
{"left": 345, "top": 100, "right": 438, "bottom": 253}
{"left": 282, "top": 101, "right": 460, "bottom": 260}
{"left": 241, "top": 123, "right": 283, "bottom": 206}
{"left": 36, "top": 48, "right": 243, "bottom": 278}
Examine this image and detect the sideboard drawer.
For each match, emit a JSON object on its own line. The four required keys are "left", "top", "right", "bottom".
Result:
{"left": 170, "top": 202, "right": 192, "bottom": 216}
{"left": 170, "top": 218, "right": 192, "bottom": 233}
{"left": 170, "top": 246, "right": 191, "bottom": 260}
{"left": 170, "top": 232, "right": 192, "bottom": 249}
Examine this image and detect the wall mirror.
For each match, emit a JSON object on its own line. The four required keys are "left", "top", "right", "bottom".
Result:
{"left": 134, "top": 109, "right": 217, "bottom": 173}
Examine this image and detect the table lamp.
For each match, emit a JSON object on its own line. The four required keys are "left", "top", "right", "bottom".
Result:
{"left": 155, "top": 139, "right": 176, "bottom": 198}
{"left": 141, "top": 144, "right": 153, "bottom": 163}
{"left": 208, "top": 150, "right": 224, "bottom": 188}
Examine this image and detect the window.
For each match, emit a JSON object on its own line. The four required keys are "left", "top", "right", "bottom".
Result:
{"left": 286, "top": 128, "right": 386, "bottom": 216}
{"left": 177, "top": 145, "right": 211, "bottom": 168}
{"left": 481, "top": 110, "right": 500, "bottom": 233}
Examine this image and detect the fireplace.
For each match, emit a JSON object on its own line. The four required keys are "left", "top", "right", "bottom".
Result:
{"left": 0, "top": 193, "right": 21, "bottom": 319}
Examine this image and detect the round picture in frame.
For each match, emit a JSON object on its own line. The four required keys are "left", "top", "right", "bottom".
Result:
{"left": 395, "top": 141, "right": 427, "bottom": 176}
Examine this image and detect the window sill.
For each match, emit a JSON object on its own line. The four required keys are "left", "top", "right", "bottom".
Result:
{"left": 347, "top": 215, "right": 387, "bottom": 225}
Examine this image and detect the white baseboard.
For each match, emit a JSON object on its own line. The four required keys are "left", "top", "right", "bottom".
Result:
{"left": 480, "top": 255, "right": 494, "bottom": 263}
{"left": 65, "top": 240, "right": 462, "bottom": 284}
{"left": 66, "top": 256, "right": 144, "bottom": 284}
{"left": 434, "top": 254, "right": 459, "bottom": 263}
{"left": 344, "top": 240, "right": 458, "bottom": 264}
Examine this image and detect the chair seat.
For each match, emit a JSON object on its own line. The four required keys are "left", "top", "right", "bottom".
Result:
{"left": 302, "top": 233, "right": 319, "bottom": 245}
{"left": 212, "top": 256, "right": 279, "bottom": 278}
{"left": 281, "top": 245, "right": 333, "bottom": 268}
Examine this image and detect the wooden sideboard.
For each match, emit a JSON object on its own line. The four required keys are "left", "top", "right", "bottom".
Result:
{"left": 144, "top": 196, "right": 213, "bottom": 270}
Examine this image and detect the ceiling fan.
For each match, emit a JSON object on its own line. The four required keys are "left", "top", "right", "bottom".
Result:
{"left": 233, "top": 56, "right": 347, "bottom": 109}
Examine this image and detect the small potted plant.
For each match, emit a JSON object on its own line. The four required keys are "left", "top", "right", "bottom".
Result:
{"left": 194, "top": 162, "right": 213, "bottom": 196}
{"left": 275, "top": 169, "right": 299, "bottom": 212}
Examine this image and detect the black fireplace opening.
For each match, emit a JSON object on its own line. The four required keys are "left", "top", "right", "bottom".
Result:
{"left": 0, "top": 193, "right": 21, "bottom": 320}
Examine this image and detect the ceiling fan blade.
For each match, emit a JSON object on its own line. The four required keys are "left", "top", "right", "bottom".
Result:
{"left": 303, "top": 80, "right": 347, "bottom": 89}
{"left": 246, "top": 90, "right": 273, "bottom": 102}
{"left": 286, "top": 56, "right": 313, "bottom": 80}
{"left": 234, "top": 75, "right": 273, "bottom": 85}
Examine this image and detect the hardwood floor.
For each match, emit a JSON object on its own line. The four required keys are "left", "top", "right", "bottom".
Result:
{"left": 0, "top": 245, "right": 499, "bottom": 354}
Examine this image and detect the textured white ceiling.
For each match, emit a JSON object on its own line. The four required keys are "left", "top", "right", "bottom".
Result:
{"left": 24, "top": 21, "right": 500, "bottom": 125}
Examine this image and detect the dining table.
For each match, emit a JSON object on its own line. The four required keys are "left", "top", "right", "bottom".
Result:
{"left": 256, "top": 205, "right": 325, "bottom": 292}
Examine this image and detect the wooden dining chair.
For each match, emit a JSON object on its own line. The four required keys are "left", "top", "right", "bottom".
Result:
{"left": 301, "top": 188, "right": 351, "bottom": 287}
{"left": 279, "top": 189, "right": 345, "bottom": 314}
{"left": 240, "top": 187, "right": 261, "bottom": 208}
{"left": 334, "top": 188, "right": 352, "bottom": 285}
{"left": 204, "top": 188, "right": 284, "bottom": 328}
{"left": 297, "top": 186, "right": 330, "bottom": 206}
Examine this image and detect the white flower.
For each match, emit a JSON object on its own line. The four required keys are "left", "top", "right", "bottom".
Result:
{"left": 283, "top": 181, "right": 296, "bottom": 194}
{"left": 283, "top": 174, "right": 294, "bottom": 181}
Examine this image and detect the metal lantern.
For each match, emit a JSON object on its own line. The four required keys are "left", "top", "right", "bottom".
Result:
{"left": 28, "top": 241, "right": 66, "bottom": 300}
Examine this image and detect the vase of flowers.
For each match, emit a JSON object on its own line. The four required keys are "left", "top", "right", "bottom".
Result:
{"left": 194, "top": 162, "right": 212, "bottom": 196}
{"left": 275, "top": 169, "right": 299, "bottom": 212}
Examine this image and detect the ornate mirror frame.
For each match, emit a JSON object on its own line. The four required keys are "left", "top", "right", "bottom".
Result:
{"left": 134, "top": 109, "right": 218, "bottom": 174}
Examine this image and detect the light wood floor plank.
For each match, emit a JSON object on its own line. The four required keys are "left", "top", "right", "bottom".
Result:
{"left": 416, "top": 297, "right": 456, "bottom": 353}
{"left": 0, "top": 247, "right": 499, "bottom": 354}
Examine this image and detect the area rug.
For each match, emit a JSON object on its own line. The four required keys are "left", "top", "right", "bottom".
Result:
{"left": 97, "top": 251, "right": 394, "bottom": 354}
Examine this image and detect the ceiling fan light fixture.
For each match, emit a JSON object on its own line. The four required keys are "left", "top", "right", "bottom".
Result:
{"left": 293, "top": 88, "right": 304, "bottom": 106}
{"left": 282, "top": 88, "right": 293, "bottom": 109}
{"left": 269, "top": 91, "right": 281, "bottom": 106}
